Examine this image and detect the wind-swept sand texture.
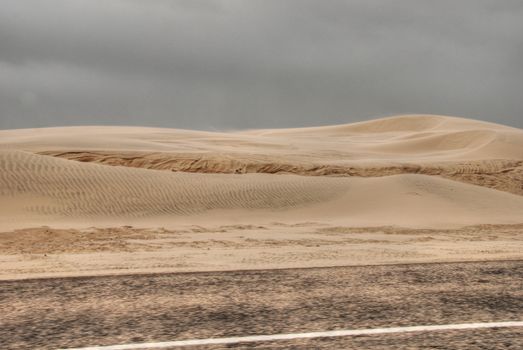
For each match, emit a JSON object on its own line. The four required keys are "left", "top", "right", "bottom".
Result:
{"left": 1, "top": 149, "right": 523, "bottom": 230}
{"left": 1, "top": 115, "right": 522, "bottom": 278}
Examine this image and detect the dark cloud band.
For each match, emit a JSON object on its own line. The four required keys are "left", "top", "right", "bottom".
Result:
{"left": 1, "top": 0, "right": 522, "bottom": 129}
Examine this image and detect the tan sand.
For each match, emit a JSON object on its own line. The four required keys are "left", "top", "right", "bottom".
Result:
{"left": 1, "top": 223, "right": 522, "bottom": 280}
{"left": 0, "top": 114, "right": 522, "bottom": 278}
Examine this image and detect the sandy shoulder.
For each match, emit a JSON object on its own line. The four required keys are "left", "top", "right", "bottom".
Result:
{"left": 1, "top": 223, "right": 522, "bottom": 280}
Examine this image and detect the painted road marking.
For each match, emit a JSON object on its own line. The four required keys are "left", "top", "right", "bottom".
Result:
{"left": 60, "top": 321, "right": 523, "bottom": 350}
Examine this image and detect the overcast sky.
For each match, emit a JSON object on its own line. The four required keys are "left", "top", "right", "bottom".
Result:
{"left": 1, "top": 0, "right": 522, "bottom": 130}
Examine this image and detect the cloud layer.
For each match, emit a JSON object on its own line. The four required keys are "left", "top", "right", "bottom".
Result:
{"left": 1, "top": 0, "right": 522, "bottom": 129}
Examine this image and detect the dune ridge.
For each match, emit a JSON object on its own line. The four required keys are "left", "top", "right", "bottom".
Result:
{"left": 36, "top": 151, "right": 523, "bottom": 195}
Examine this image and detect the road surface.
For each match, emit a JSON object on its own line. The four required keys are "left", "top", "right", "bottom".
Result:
{"left": 1, "top": 261, "right": 522, "bottom": 349}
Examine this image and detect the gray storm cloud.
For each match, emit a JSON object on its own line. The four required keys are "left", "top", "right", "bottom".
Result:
{"left": 0, "top": 0, "right": 522, "bottom": 129}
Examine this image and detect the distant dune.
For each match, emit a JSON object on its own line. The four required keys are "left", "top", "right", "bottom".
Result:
{"left": 1, "top": 114, "right": 522, "bottom": 230}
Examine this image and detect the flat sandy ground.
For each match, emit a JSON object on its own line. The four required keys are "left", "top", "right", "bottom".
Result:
{"left": 1, "top": 223, "right": 523, "bottom": 280}
{"left": 1, "top": 261, "right": 521, "bottom": 349}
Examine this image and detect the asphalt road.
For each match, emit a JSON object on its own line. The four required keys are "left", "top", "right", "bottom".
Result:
{"left": 1, "top": 261, "right": 522, "bottom": 350}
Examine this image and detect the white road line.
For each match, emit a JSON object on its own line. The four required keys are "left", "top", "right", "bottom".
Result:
{"left": 60, "top": 321, "right": 523, "bottom": 350}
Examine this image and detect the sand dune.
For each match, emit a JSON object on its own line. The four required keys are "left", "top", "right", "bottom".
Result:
{"left": 1, "top": 148, "right": 522, "bottom": 229}
{"left": 1, "top": 114, "right": 523, "bottom": 230}
{"left": 2, "top": 114, "right": 522, "bottom": 196}
{"left": 2, "top": 115, "right": 522, "bottom": 158}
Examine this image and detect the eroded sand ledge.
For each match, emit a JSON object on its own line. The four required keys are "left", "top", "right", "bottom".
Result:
{"left": 37, "top": 151, "right": 523, "bottom": 196}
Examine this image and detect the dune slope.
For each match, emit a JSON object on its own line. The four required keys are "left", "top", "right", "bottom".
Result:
{"left": 1, "top": 149, "right": 522, "bottom": 230}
